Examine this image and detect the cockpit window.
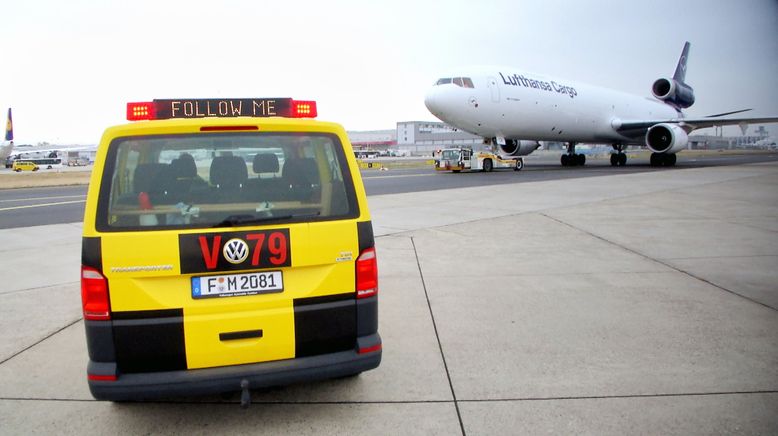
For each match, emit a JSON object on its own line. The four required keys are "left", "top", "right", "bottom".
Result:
{"left": 437, "top": 77, "right": 475, "bottom": 88}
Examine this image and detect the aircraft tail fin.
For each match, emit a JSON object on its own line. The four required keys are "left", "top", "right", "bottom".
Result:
{"left": 1, "top": 108, "right": 14, "bottom": 161}
{"left": 5, "top": 108, "right": 13, "bottom": 142}
{"left": 672, "top": 41, "right": 691, "bottom": 83}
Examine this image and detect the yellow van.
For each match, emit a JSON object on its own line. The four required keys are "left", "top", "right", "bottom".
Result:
{"left": 81, "top": 98, "right": 380, "bottom": 402}
{"left": 12, "top": 160, "right": 39, "bottom": 172}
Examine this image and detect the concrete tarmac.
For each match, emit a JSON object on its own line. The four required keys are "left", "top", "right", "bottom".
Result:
{"left": 1, "top": 162, "right": 777, "bottom": 435}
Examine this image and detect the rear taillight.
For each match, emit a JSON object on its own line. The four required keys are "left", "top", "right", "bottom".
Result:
{"left": 81, "top": 266, "right": 110, "bottom": 320}
{"left": 356, "top": 247, "right": 378, "bottom": 299}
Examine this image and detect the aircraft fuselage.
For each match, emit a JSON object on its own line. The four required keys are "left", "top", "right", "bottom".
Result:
{"left": 424, "top": 67, "right": 680, "bottom": 145}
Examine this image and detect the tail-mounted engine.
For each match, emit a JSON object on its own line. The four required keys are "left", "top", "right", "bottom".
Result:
{"left": 651, "top": 78, "right": 695, "bottom": 109}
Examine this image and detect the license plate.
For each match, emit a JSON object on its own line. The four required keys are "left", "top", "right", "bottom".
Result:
{"left": 192, "top": 271, "right": 283, "bottom": 299}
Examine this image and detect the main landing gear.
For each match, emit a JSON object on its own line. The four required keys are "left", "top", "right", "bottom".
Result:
{"left": 610, "top": 144, "right": 627, "bottom": 166}
{"left": 650, "top": 152, "right": 676, "bottom": 167}
{"left": 561, "top": 142, "right": 585, "bottom": 166}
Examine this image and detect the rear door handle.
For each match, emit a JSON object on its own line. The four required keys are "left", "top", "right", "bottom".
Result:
{"left": 219, "top": 329, "right": 263, "bottom": 341}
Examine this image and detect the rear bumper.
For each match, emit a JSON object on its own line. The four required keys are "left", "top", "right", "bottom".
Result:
{"left": 88, "top": 333, "right": 381, "bottom": 401}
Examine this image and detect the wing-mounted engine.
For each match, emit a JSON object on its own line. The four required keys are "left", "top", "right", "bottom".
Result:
{"left": 498, "top": 139, "right": 541, "bottom": 156}
{"left": 645, "top": 123, "right": 688, "bottom": 154}
{"left": 652, "top": 78, "right": 695, "bottom": 109}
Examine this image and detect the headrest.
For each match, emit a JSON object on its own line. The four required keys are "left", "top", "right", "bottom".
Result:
{"left": 253, "top": 153, "right": 280, "bottom": 174}
{"left": 170, "top": 154, "right": 197, "bottom": 178}
{"left": 210, "top": 155, "right": 248, "bottom": 187}
{"left": 133, "top": 163, "right": 166, "bottom": 193}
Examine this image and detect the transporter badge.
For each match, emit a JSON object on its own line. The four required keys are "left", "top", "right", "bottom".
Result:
{"left": 223, "top": 238, "right": 249, "bottom": 264}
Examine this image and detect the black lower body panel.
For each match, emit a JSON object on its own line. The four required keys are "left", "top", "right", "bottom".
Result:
{"left": 87, "top": 293, "right": 381, "bottom": 400}
{"left": 88, "top": 333, "right": 381, "bottom": 401}
{"left": 294, "top": 293, "right": 358, "bottom": 357}
{"left": 112, "top": 309, "right": 187, "bottom": 373}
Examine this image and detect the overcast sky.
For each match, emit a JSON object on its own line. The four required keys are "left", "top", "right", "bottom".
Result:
{"left": 2, "top": 0, "right": 777, "bottom": 144}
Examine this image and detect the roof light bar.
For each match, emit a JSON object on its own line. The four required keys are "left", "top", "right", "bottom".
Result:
{"left": 126, "top": 102, "right": 155, "bottom": 121}
{"left": 291, "top": 100, "right": 317, "bottom": 118}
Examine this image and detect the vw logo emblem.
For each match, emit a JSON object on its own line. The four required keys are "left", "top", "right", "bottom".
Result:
{"left": 223, "top": 238, "right": 249, "bottom": 264}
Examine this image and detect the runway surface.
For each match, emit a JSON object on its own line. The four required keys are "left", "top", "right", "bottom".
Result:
{"left": 1, "top": 152, "right": 777, "bottom": 229}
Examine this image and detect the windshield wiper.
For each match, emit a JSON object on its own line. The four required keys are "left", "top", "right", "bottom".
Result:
{"left": 213, "top": 212, "right": 320, "bottom": 228}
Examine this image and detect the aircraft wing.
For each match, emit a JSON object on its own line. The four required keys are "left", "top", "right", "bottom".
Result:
{"left": 617, "top": 116, "right": 778, "bottom": 134}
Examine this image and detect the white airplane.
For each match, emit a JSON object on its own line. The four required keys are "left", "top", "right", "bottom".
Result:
{"left": 424, "top": 42, "right": 778, "bottom": 167}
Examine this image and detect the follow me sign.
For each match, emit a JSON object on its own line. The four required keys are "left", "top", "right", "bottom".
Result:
{"left": 154, "top": 98, "right": 292, "bottom": 118}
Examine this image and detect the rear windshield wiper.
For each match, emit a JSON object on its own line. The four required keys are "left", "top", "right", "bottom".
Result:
{"left": 213, "top": 212, "right": 320, "bottom": 228}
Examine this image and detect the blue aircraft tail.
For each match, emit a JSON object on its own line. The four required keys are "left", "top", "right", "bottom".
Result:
{"left": 672, "top": 42, "right": 691, "bottom": 83}
{"left": 4, "top": 108, "right": 12, "bottom": 142}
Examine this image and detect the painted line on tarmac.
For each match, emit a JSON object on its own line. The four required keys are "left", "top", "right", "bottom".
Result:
{"left": 362, "top": 173, "right": 438, "bottom": 180}
{"left": 542, "top": 213, "right": 778, "bottom": 312}
{"left": 0, "top": 195, "right": 86, "bottom": 203}
{"left": 0, "top": 200, "right": 86, "bottom": 211}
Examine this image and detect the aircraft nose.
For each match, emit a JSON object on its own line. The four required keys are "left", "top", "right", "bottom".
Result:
{"left": 424, "top": 87, "right": 441, "bottom": 115}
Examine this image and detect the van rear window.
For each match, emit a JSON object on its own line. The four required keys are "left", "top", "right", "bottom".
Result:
{"left": 96, "top": 132, "right": 359, "bottom": 231}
